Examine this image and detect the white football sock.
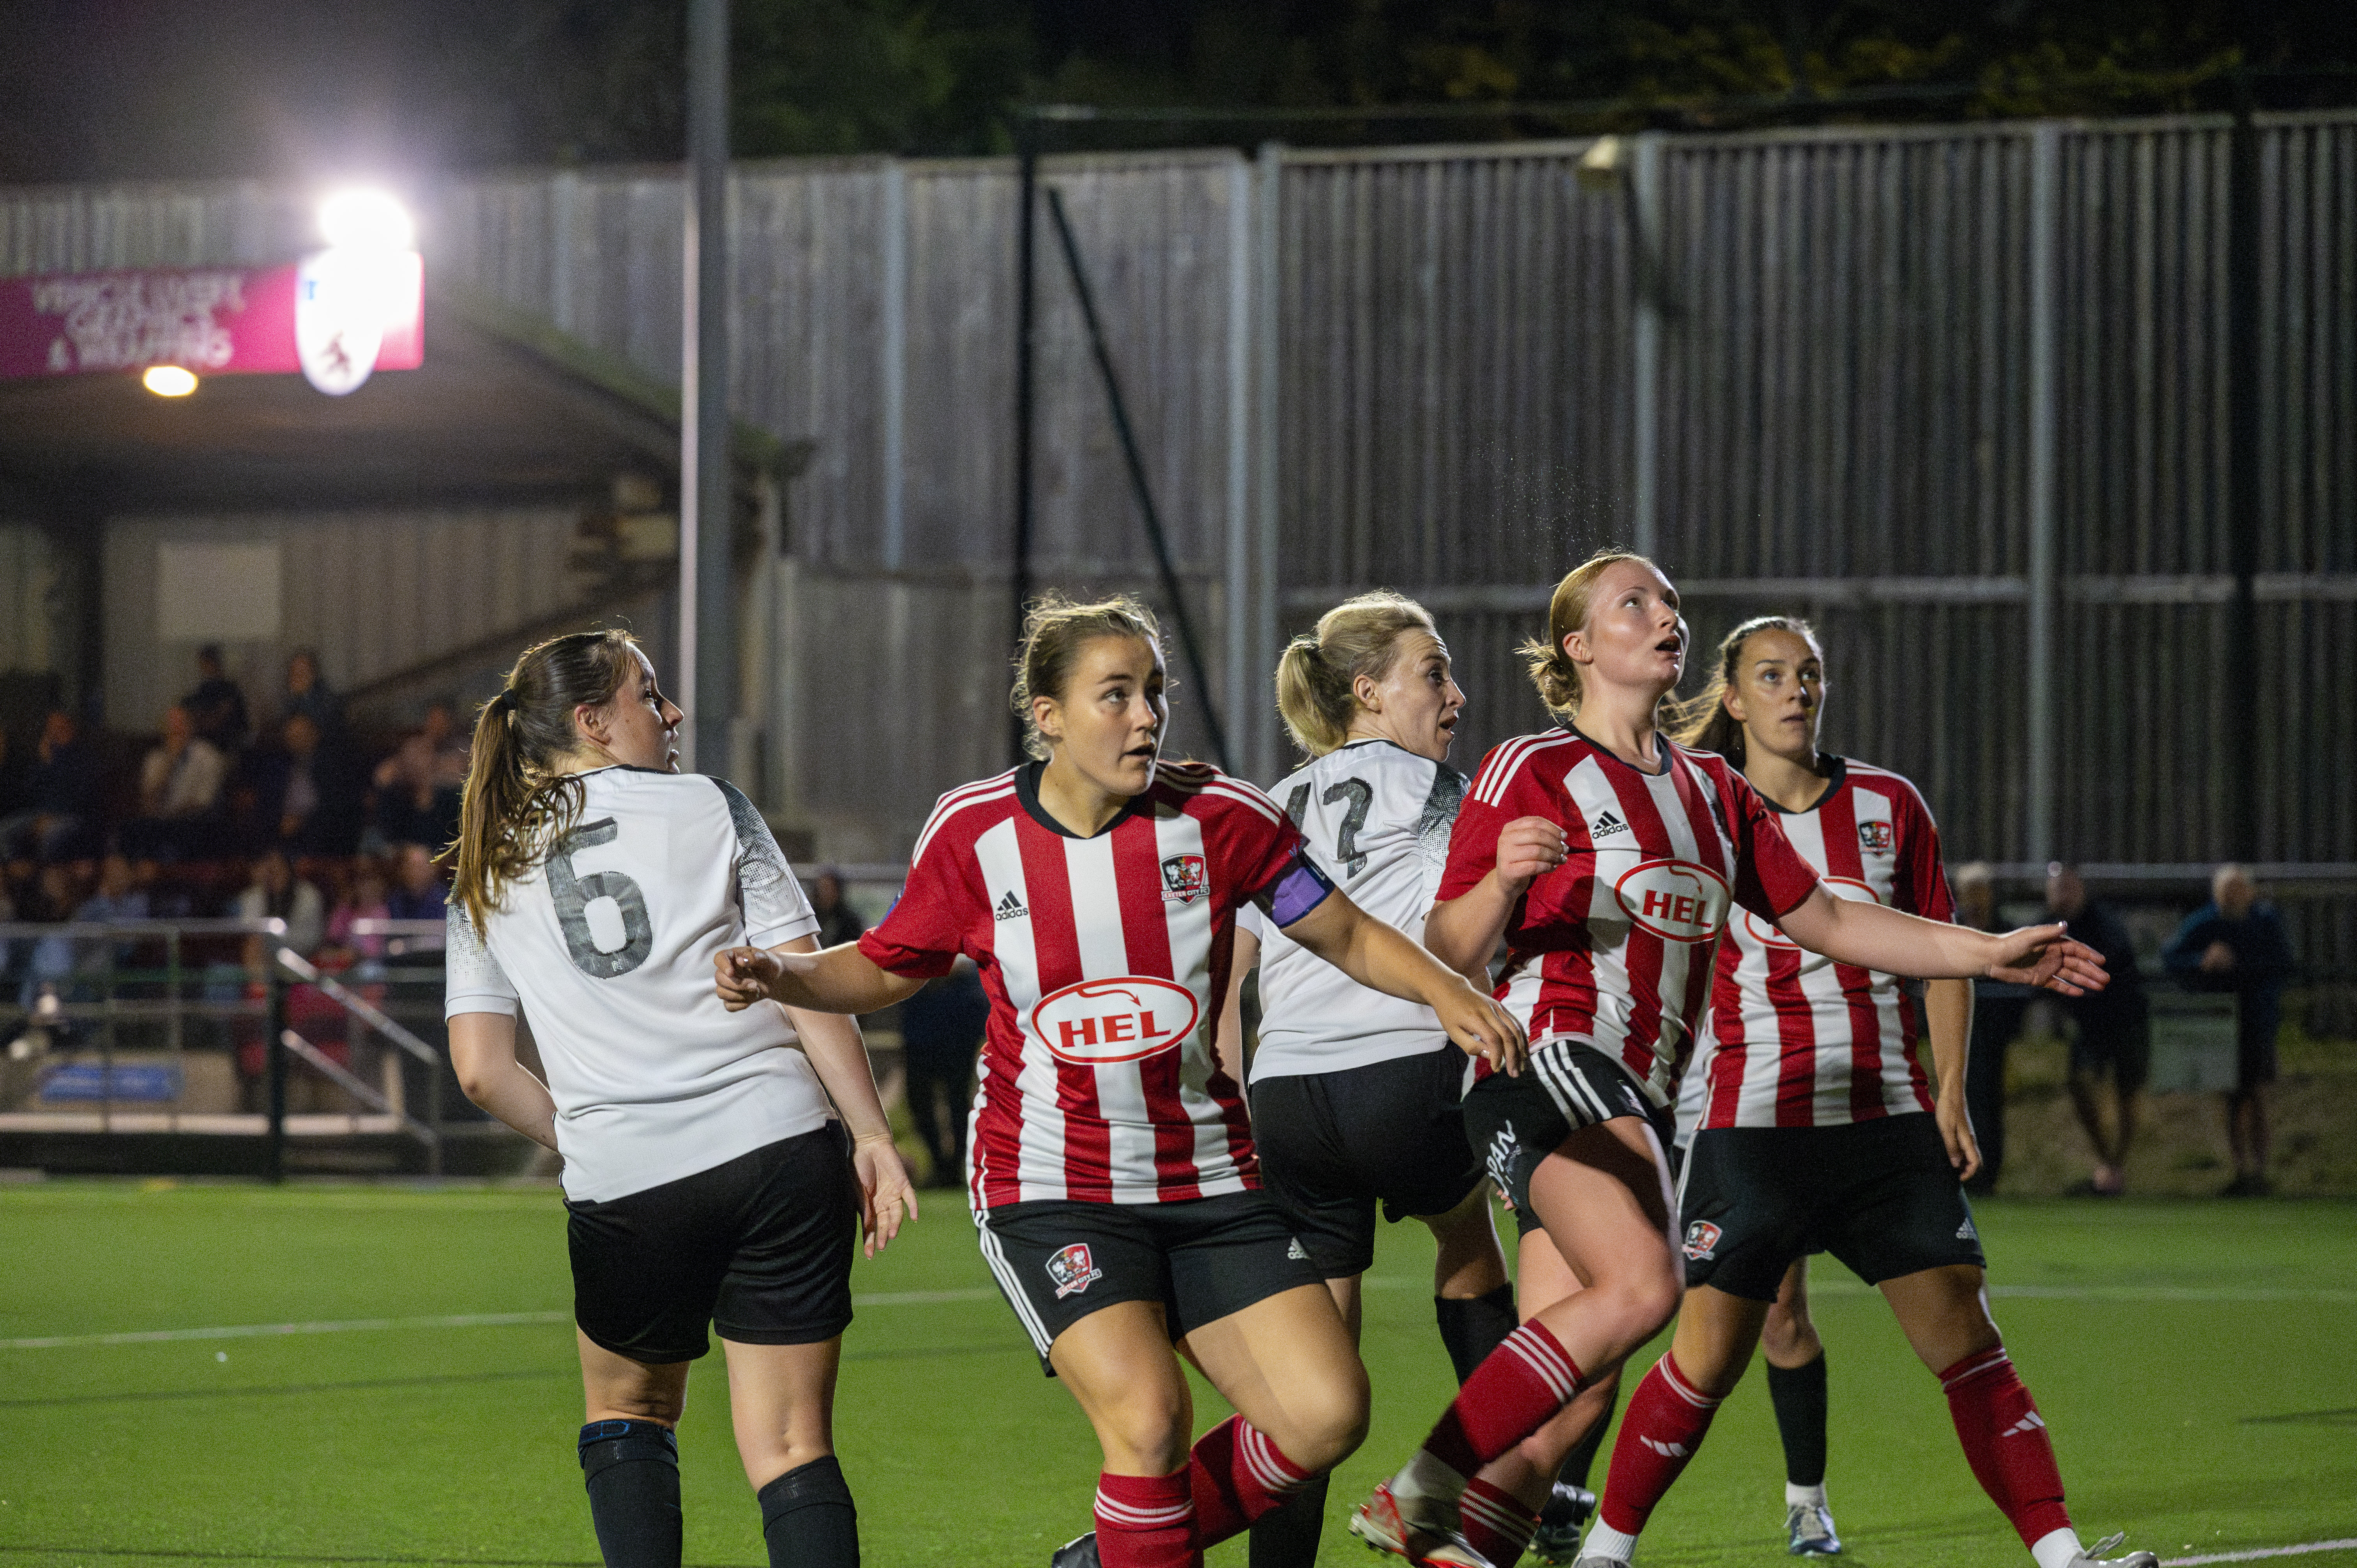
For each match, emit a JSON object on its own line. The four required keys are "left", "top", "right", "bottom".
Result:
{"left": 1786, "top": 1482, "right": 1828, "bottom": 1510}
{"left": 1584, "top": 1519, "right": 1642, "bottom": 1562}
{"left": 2032, "top": 1527, "right": 2087, "bottom": 1568}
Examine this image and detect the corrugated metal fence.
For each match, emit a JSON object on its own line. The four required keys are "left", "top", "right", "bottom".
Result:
{"left": 4, "top": 115, "right": 2351, "bottom": 967}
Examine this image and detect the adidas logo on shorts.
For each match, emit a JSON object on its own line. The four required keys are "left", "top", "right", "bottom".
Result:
{"left": 1287, "top": 1238, "right": 1310, "bottom": 1262}
{"left": 1590, "top": 810, "right": 1629, "bottom": 839}
{"left": 1957, "top": 1218, "right": 1979, "bottom": 1241}
{"left": 994, "top": 889, "right": 1028, "bottom": 922}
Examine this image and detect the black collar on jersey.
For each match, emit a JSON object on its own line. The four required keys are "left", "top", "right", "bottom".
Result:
{"left": 1562, "top": 722, "right": 1671, "bottom": 777}
{"left": 1751, "top": 752, "right": 1847, "bottom": 815}
{"left": 1015, "top": 758, "right": 1154, "bottom": 840}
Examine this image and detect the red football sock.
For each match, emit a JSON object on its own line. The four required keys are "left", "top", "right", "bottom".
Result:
{"left": 1941, "top": 1348, "right": 2071, "bottom": 1549}
{"left": 1458, "top": 1475, "right": 1539, "bottom": 1566}
{"left": 1597, "top": 1353, "right": 1724, "bottom": 1536}
{"left": 1188, "top": 1414, "right": 1314, "bottom": 1547}
{"left": 1422, "top": 1321, "right": 1585, "bottom": 1478}
{"left": 1095, "top": 1468, "right": 1198, "bottom": 1568}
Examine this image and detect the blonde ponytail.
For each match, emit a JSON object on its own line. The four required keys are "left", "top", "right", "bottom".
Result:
{"left": 1274, "top": 591, "right": 1438, "bottom": 759}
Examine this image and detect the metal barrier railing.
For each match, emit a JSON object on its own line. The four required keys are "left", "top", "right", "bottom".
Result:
{"left": 0, "top": 916, "right": 456, "bottom": 1180}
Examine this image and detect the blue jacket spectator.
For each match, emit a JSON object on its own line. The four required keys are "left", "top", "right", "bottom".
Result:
{"left": 0, "top": 711, "right": 104, "bottom": 863}
{"left": 2161, "top": 864, "right": 2296, "bottom": 1195}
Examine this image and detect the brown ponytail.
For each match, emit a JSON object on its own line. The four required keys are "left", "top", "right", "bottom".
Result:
{"left": 1516, "top": 549, "right": 1658, "bottom": 716}
{"left": 1275, "top": 591, "right": 1438, "bottom": 759}
{"left": 1669, "top": 614, "right": 1822, "bottom": 761}
{"left": 443, "top": 628, "right": 644, "bottom": 929}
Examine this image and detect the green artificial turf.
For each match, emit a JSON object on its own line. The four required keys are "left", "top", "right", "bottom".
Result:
{"left": 2, "top": 1181, "right": 2352, "bottom": 1567}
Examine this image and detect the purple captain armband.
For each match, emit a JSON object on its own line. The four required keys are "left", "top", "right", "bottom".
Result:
{"left": 1265, "top": 852, "right": 1337, "bottom": 929}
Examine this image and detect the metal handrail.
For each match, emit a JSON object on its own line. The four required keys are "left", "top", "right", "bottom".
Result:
{"left": 279, "top": 1029, "right": 440, "bottom": 1148}
{"left": 270, "top": 948, "right": 441, "bottom": 1068}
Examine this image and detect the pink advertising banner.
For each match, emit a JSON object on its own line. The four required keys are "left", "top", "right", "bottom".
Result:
{"left": 0, "top": 253, "right": 422, "bottom": 383}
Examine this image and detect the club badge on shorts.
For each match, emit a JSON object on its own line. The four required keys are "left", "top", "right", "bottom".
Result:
{"left": 1682, "top": 1220, "right": 1723, "bottom": 1261}
{"left": 1046, "top": 1242, "right": 1104, "bottom": 1299}
{"left": 1160, "top": 853, "right": 1209, "bottom": 905}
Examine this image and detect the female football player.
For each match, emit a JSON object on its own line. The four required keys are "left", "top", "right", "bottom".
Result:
{"left": 1350, "top": 552, "right": 2111, "bottom": 1568}
{"left": 1204, "top": 592, "right": 1515, "bottom": 1567}
{"left": 714, "top": 595, "right": 1527, "bottom": 1568}
{"left": 443, "top": 629, "right": 913, "bottom": 1568}
{"left": 1566, "top": 616, "right": 2157, "bottom": 1568}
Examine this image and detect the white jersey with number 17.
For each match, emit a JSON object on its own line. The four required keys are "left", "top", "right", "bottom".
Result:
{"left": 444, "top": 766, "right": 826, "bottom": 1204}
{"left": 1243, "top": 738, "right": 1467, "bottom": 1082}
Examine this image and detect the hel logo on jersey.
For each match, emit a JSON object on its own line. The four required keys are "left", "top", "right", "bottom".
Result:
{"left": 1858, "top": 819, "right": 1895, "bottom": 854}
{"left": 1614, "top": 860, "right": 1733, "bottom": 943}
{"left": 1045, "top": 1243, "right": 1104, "bottom": 1299}
{"left": 1682, "top": 1220, "right": 1723, "bottom": 1260}
{"left": 1030, "top": 977, "right": 1201, "bottom": 1065}
{"left": 1159, "top": 853, "right": 1209, "bottom": 905}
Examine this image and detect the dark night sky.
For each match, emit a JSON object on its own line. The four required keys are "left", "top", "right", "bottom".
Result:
{"left": 2, "top": 0, "right": 2349, "bottom": 187}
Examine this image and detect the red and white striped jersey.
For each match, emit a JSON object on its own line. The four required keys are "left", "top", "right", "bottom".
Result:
{"left": 1440, "top": 727, "right": 1822, "bottom": 1108}
{"left": 859, "top": 759, "right": 1330, "bottom": 1210}
{"left": 1696, "top": 756, "right": 1955, "bottom": 1129}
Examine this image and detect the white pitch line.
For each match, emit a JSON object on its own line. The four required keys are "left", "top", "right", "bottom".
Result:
{"left": 0, "top": 1289, "right": 1006, "bottom": 1350}
{"left": 2161, "top": 1541, "right": 2357, "bottom": 1566}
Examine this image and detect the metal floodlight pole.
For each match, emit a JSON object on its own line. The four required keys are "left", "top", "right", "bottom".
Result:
{"left": 680, "top": 0, "right": 734, "bottom": 774}
{"left": 1044, "top": 185, "right": 1233, "bottom": 773}
{"left": 2224, "top": 72, "right": 2262, "bottom": 863}
{"left": 1011, "top": 121, "right": 1040, "bottom": 766}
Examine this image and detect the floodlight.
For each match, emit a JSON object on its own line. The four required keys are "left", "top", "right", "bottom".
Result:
{"left": 1576, "top": 135, "right": 1628, "bottom": 190}
{"left": 319, "top": 189, "right": 414, "bottom": 253}
{"left": 142, "top": 365, "right": 199, "bottom": 397}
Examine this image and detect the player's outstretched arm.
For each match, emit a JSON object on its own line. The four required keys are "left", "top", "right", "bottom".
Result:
{"left": 1922, "top": 976, "right": 1982, "bottom": 1181}
{"left": 764, "top": 934, "right": 917, "bottom": 1254}
{"left": 448, "top": 1012, "right": 560, "bottom": 1152}
{"left": 715, "top": 939, "right": 926, "bottom": 1015}
{"left": 1778, "top": 889, "right": 2110, "bottom": 996}
{"left": 1281, "top": 888, "right": 1527, "bottom": 1075}
{"left": 1212, "top": 925, "right": 1260, "bottom": 1087}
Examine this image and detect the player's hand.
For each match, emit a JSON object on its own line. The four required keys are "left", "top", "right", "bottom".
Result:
{"left": 2201, "top": 939, "right": 2237, "bottom": 975}
{"left": 850, "top": 1132, "right": 918, "bottom": 1257}
{"left": 1984, "top": 924, "right": 2108, "bottom": 996}
{"left": 1434, "top": 982, "right": 1528, "bottom": 1077}
{"left": 1495, "top": 816, "right": 1567, "bottom": 893}
{"left": 1935, "top": 1091, "right": 1983, "bottom": 1183}
{"left": 715, "top": 946, "right": 782, "bottom": 1011}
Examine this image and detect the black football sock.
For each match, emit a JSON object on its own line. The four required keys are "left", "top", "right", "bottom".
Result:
{"left": 1554, "top": 1373, "right": 1622, "bottom": 1494}
{"left": 759, "top": 1454, "right": 859, "bottom": 1568}
{"left": 578, "top": 1420, "right": 682, "bottom": 1568}
{"left": 1767, "top": 1353, "right": 1830, "bottom": 1488}
{"left": 1435, "top": 1283, "right": 1520, "bottom": 1384}
{"left": 1246, "top": 1469, "right": 1329, "bottom": 1568}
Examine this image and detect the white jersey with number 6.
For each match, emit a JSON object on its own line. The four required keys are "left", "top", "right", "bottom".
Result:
{"left": 443, "top": 766, "right": 825, "bottom": 1202}
{"left": 1243, "top": 739, "right": 1467, "bottom": 1082}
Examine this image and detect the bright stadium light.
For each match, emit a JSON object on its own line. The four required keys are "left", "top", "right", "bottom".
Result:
{"left": 318, "top": 189, "right": 414, "bottom": 253}
{"left": 142, "top": 365, "right": 199, "bottom": 397}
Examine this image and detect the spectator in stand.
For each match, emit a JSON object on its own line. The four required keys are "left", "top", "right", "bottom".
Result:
{"left": 12, "top": 861, "right": 90, "bottom": 1052}
{"left": 2044, "top": 864, "right": 2149, "bottom": 1197}
{"left": 1954, "top": 863, "right": 2034, "bottom": 1196}
{"left": 2163, "top": 865, "right": 2297, "bottom": 1197}
{"left": 183, "top": 645, "right": 251, "bottom": 752}
{"left": 897, "top": 956, "right": 988, "bottom": 1189}
{"left": 0, "top": 711, "right": 104, "bottom": 865}
{"left": 281, "top": 648, "right": 345, "bottom": 740}
{"left": 809, "top": 867, "right": 865, "bottom": 950}
{"left": 385, "top": 841, "right": 447, "bottom": 922}
{"left": 231, "top": 849, "right": 327, "bottom": 1110}
{"left": 373, "top": 699, "right": 469, "bottom": 848}
{"left": 250, "top": 713, "right": 363, "bottom": 855}
{"left": 124, "top": 705, "right": 230, "bottom": 862}
{"left": 325, "top": 858, "right": 393, "bottom": 969}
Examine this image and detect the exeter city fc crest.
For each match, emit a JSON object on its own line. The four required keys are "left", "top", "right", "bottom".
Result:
{"left": 1045, "top": 1242, "right": 1104, "bottom": 1299}
{"left": 1858, "top": 819, "right": 1894, "bottom": 854}
{"left": 1682, "top": 1220, "right": 1723, "bottom": 1261}
{"left": 1160, "top": 853, "right": 1209, "bottom": 905}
